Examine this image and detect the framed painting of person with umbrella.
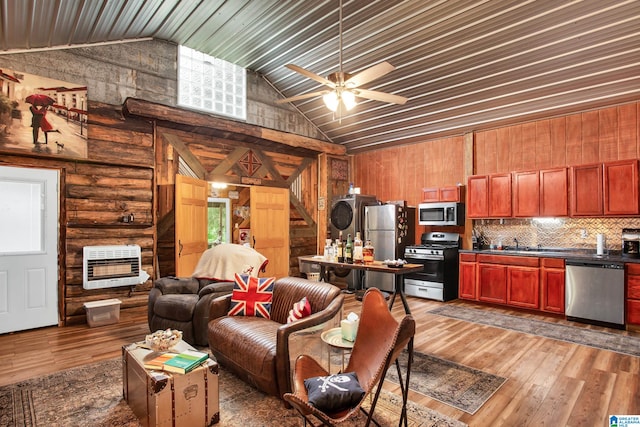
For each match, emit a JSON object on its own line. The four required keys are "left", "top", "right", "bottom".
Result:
{"left": 0, "top": 68, "right": 88, "bottom": 159}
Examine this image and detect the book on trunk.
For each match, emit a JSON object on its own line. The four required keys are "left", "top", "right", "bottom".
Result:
{"left": 162, "top": 349, "right": 209, "bottom": 374}
{"left": 143, "top": 352, "right": 176, "bottom": 370}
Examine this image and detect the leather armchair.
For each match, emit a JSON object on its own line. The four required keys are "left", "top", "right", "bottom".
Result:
{"left": 148, "top": 243, "right": 268, "bottom": 346}
{"left": 148, "top": 277, "right": 233, "bottom": 346}
{"left": 208, "top": 276, "right": 344, "bottom": 399}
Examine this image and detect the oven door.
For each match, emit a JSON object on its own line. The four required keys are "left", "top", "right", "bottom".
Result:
{"left": 404, "top": 254, "right": 444, "bottom": 283}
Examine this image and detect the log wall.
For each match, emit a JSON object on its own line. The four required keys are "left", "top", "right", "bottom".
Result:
{"left": 0, "top": 102, "right": 155, "bottom": 325}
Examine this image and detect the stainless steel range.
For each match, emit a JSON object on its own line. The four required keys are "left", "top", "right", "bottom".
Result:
{"left": 403, "top": 232, "right": 460, "bottom": 301}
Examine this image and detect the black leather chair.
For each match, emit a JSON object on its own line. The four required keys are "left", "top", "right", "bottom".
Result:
{"left": 148, "top": 243, "right": 268, "bottom": 346}
{"left": 148, "top": 277, "right": 233, "bottom": 346}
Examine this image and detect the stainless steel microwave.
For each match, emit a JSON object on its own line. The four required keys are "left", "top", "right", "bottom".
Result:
{"left": 418, "top": 202, "right": 465, "bottom": 226}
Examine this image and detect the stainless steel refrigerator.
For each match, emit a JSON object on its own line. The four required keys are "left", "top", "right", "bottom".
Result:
{"left": 364, "top": 204, "right": 415, "bottom": 292}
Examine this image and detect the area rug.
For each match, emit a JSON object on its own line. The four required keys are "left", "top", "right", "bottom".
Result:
{"left": 385, "top": 351, "right": 507, "bottom": 415}
{"left": 428, "top": 305, "right": 640, "bottom": 357}
{"left": 0, "top": 358, "right": 466, "bottom": 427}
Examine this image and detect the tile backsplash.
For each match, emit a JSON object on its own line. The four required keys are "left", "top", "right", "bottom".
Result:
{"left": 473, "top": 217, "right": 640, "bottom": 252}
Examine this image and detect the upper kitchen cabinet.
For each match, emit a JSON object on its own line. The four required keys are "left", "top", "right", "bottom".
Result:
{"left": 422, "top": 186, "right": 464, "bottom": 202}
{"left": 467, "top": 173, "right": 512, "bottom": 218}
{"left": 570, "top": 160, "right": 639, "bottom": 217}
{"left": 603, "top": 160, "right": 639, "bottom": 215}
{"left": 489, "top": 174, "right": 512, "bottom": 217}
{"left": 467, "top": 176, "right": 489, "bottom": 218}
{"left": 513, "top": 167, "right": 568, "bottom": 217}
{"left": 540, "top": 168, "right": 569, "bottom": 217}
{"left": 570, "top": 163, "right": 603, "bottom": 216}
{"left": 512, "top": 171, "right": 540, "bottom": 217}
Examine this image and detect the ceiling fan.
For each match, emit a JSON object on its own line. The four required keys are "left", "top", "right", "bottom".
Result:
{"left": 276, "top": 0, "right": 407, "bottom": 113}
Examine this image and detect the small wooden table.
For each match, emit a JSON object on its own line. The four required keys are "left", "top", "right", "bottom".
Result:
{"left": 123, "top": 340, "right": 220, "bottom": 427}
{"left": 298, "top": 256, "right": 423, "bottom": 314}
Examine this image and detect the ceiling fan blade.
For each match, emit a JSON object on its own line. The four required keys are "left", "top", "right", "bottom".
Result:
{"left": 275, "top": 90, "right": 330, "bottom": 104}
{"left": 344, "top": 61, "right": 396, "bottom": 88}
{"left": 285, "top": 64, "right": 335, "bottom": 87}
{"left": 355, "top": 89, "right": 408, "bottom": 105}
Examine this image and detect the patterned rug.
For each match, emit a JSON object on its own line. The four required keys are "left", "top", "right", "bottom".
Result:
{"left": 0, "top": 358, "right": 466, "bottom": 427}
{"left": 385, "top": 351, "right": 507, "bottom": 415}
{"left": 428, "top": 305, "right": 640, "bottom": 357}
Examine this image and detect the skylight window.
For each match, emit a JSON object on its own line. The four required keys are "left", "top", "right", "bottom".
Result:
{"left": 178, "top": 45, "right": 246, "bottom": 120}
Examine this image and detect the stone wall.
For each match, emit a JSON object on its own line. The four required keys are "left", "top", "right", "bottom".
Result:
{"left": 0, "top": 39, "right": 327, "bottom": 141}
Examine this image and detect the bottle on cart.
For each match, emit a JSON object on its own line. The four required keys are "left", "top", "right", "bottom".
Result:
{"left": 337, "top": 231, "right": 344, "bottom": 262}
{"left": 363, "top": 239, "right": 375, "bottom": 265}
{"left": 353, "top": 232, "right": 364, "bottom": 264}
{"left": 324, "top": 239, "right": 333, "bottom": 261}
{"left": 345, "top": 233, "right": 353, "bottom": 264}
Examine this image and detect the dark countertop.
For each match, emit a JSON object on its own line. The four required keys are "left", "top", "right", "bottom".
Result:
{"left": 459, "top": 248, "right": 640, "bottom": 264}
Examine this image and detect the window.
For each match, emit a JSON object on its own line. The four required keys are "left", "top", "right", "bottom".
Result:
{"left": 178, "top": 45, "right": 246, "bottom": 120}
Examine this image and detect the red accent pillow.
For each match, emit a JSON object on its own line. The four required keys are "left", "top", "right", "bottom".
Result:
{"left": 228, "top": 274, "right": 274, "bottom": 318}
{"left": 287, "top": 296, "right": 312, "bottom": 323}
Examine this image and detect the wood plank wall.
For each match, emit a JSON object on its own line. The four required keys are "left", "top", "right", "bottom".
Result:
{"left": 352, "top": 136, "right": 466, "bottom": 243}
{"left": 475, "top": 102, "right": 640, "bottom": 174}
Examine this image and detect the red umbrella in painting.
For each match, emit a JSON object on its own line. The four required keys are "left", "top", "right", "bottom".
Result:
{"left": 25, "top": 93, "right": 55, "bottom": 107}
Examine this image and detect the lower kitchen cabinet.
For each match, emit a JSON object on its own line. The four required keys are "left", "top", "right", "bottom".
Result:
{"left": 507, "top": 266, "right": 540, "bottom": 309}
{"left": 478, "top": 263, "right": 507, "bottom": 304}
{"left": 541, "top": 258, "right": 565, "bottom": 313}
{"left": 459, "top": 253, "right": 477, "bottom": 300}
{"left": 626, "top": 263, "right": 640, "bottom": 325}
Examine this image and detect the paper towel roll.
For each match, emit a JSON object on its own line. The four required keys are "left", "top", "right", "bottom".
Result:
{"left": 597, "top": 233, "right": 605, "bottom": 255}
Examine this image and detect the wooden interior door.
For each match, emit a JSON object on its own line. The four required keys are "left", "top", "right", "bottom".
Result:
{"left": 175, "top": 175, "right": 208, "bottom": 276}
{"left": 250, "top": 186, "right": 290, "bottom": 279}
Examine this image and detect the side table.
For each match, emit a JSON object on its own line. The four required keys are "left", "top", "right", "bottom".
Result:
{"left": 123, "top": 340, "right": 220, "bottom": 427}
{"left": 320, "top": 327, "right": 354, "bottom": 373}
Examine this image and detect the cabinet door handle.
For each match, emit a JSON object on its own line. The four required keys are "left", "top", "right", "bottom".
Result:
{"left": 178, "top": 240, "right": 183, "bottom": 257}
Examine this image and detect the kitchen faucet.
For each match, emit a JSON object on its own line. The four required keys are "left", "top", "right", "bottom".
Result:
{"left": 514, "top": 237, "right": 519, "bottom": 250}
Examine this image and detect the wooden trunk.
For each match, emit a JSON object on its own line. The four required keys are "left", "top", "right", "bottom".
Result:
{"left": 123, "top": 343, "right": 220, "bottom": 427}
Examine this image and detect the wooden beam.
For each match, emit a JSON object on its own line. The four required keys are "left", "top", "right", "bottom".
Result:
{"left": 123, "top": 98, "right": 345, "bottom": 156}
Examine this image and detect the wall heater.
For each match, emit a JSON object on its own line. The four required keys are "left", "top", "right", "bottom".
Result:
{"left": 83, "top": 245, "right": 150, "bottom": 290}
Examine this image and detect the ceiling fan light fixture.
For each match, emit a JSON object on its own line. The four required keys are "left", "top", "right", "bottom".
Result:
{"left": 342, "top": 90, "right": 357, "bottom": 110}
{"left": 323, "top": 91, "right": 339, "bottom": 112}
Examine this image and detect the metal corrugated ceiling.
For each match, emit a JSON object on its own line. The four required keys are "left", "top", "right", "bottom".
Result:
{"left": 2, "top": 0, "right": 640, "bottom": 153}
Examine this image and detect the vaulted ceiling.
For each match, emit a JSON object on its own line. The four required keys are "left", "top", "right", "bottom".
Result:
{"left": 2, "top": 0, "right": 640, "bottom": 153}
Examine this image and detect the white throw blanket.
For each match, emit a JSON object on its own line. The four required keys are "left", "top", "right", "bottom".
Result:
{"left": 191, "top": 243, "right": 268, "bottom": 281}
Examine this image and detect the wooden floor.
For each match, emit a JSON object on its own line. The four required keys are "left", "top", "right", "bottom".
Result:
{"left": 1, "top": 294, "right": 638, "bottom": 427}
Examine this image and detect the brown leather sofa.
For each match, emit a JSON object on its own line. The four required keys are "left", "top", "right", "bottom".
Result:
{"left": 208, "top": 276, "right": 344, "bottom": 399}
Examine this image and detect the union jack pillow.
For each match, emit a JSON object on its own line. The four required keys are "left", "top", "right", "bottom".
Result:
{"left": 228, "top": 274, "right": 274, "bottom": 318}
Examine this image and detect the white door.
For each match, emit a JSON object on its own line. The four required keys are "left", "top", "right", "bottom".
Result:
{"left": 0, "top": 166, "right": 59, "bottom": 333}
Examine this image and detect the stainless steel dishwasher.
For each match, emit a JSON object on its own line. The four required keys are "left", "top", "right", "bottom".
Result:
{"left": 565, "top": 259, "right": 625, "bottom": 328}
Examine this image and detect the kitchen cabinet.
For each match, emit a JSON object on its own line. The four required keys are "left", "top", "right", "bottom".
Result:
{"left": 467, "top": 176, "right": 488, "bottom": 218}
{"left": 459, "top": 253, "right": 477, "bottom": 300}
{"left": 540, "top": 168, "right": 569, "bottom": 216}
{"left": 473, "top": 253, "right": 541, "bottom": 309}
{"left": 540, "top": 258, "right": 565, "bottom": 313}
{"left": 570, "top": 163, "right": 603, "bottom": 216}
{"left": 513, "top": 171, "right": 540, "bottom": 217}
{"left": 626, "top": 263, "right": 640, "bottom": 325}
{"left": 571, "top": 160, "right": 638, "bottom": 217}
{"left": 489, "top": 174, "right": 512, "bottom": 217}
{"left": 604, "top": 160, "right": 639, "bottom": 215}
{"left": 513, "top": 168, "right": 568, "bottom": 217}
{"left": 467, "top": 173, "right": 511, "bottom": 218}
{"left": 423, "top": 186, "right": 464, "bottom": 202}
{"left": 477, "top": 263, "right": 507, "bottom": 304}
{"left": 507, "top": 266, "right": 540, "bottom": 309}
